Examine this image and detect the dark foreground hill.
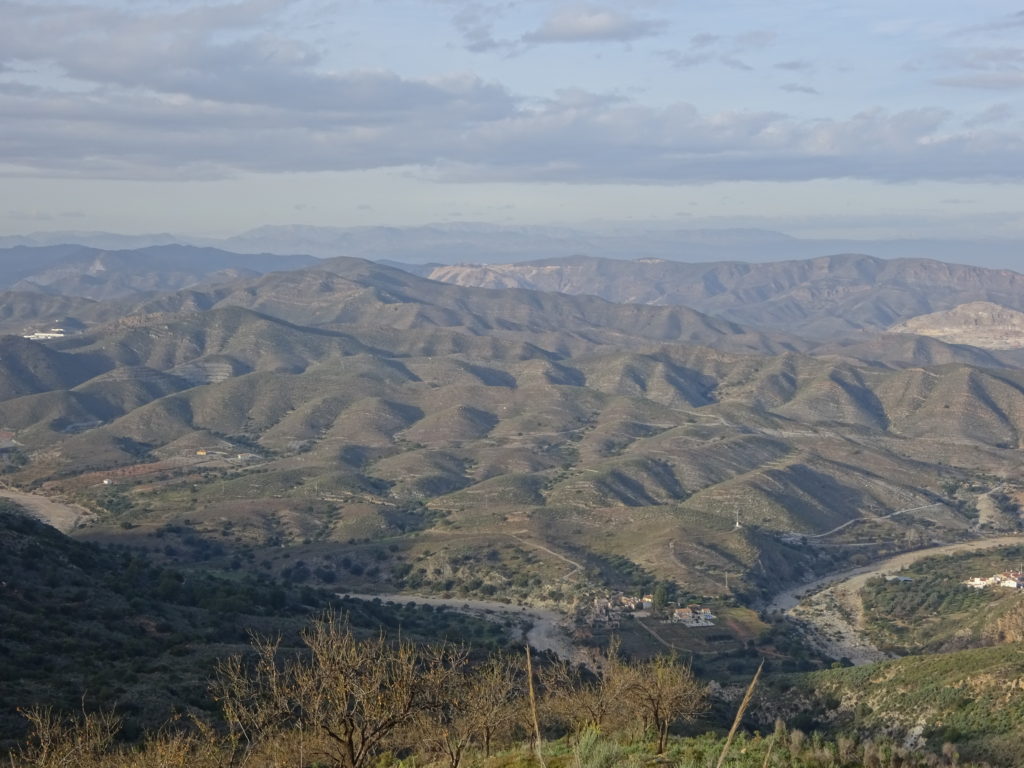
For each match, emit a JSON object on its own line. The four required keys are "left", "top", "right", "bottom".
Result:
{"left": 0, "top": 500, "right": 510, "bottom": 745}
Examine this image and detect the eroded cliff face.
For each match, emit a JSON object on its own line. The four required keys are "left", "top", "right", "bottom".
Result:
{"left": 889, "top": 302, "right": 1024, "bottom": 350}
{"left": 983, "top": 601, "right": 1024, "bottom": 645}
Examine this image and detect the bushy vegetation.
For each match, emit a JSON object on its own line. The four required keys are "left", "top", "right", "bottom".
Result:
{"left": 783, "top": 642, "right": 1024, "bottom": 766}
{"left": 3, "top": 614, "right": 985, "bottom": 768}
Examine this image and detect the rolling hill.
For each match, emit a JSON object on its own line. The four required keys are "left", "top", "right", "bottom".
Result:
{"left": 0, "top": 255, "right": 1021, "bottom": 605}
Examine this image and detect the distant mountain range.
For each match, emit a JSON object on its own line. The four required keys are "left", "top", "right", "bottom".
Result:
{"left": 1, "top": 248, "right": 1024, "bottom": 601}
{"left": 3, "top": 223, "right": 1024, "bottom": 269}
{"left": 424, "top": 254, "right": 1024, "bottom": 340}
{"left": 0, "top": 244, "right": 314, "bottom": 301}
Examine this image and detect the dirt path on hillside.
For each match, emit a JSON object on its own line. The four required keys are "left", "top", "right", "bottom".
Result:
{"left": 509, "top": 531, "right": 583, "bottom": 578}
{"left": 0, "top": 488, "right": 95, "bottom": 533}
{"left": 767, "top": 535, "right": 1024, "bottom": 665}
{"left": 337, "top": 591, "right": 581, "bottom": 663}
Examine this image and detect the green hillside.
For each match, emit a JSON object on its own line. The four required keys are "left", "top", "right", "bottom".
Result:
{"left": 777, "top": 643, "right": 1024, "bottom": 766}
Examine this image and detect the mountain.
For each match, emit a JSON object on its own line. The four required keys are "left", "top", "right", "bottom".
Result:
{"left": 426, "top": 254, "right": 1024, "bottom": 340}
{"left": 0, "top": 256, "right": 1021, "bottom": 605}
{"left": 8, "top": 245, "right": 1024, "bottom": 352}
{"left": 0, "top": 498, "right": 312, "bottom": 741}
{"left": 5, "top": 239, "right": 1024, "bottom": 761}
{"left": 115, "top": 256, "right": 805, "bottom": 357}
{"left": 7, "top": 224, "right": 1024, "bottom": 269}
{"left": 888, "top": 301, "right": 1024, "bottom": 350}
{"left": 0, "top": 245, "right": 315, "bottom": 301}
{"left": 0, "top": 499, "right": 505, "bottom": 746}
{"left": 217, "top": 224, "right": 1024, "bottom": 270}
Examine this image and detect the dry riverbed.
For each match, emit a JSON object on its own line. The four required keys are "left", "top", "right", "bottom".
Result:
{"left": 337, "top": 591, "right": 581, "bottom": 664}
{"left": 768, "top": 535, "right": 1024, "bottom": 665}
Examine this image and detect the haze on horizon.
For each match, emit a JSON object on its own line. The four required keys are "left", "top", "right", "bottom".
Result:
{"left": 1, "top": 0, "right": 1023, "bottom": 245}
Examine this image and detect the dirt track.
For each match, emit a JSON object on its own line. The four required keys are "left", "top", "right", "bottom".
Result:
{"left": 0, "top": 489, "right": 94, "bottom": 533}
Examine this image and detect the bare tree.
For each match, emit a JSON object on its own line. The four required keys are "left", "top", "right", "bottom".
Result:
{"left": 412, "top": 644, "right": 476, "bottom": 768}
{"left": 471, "top": 651, "right": 527, "bottom": 758}
{"left": 627, "top": 654, "right": 706, "bottom": 755}
{"left": 413, "top": 647, "right": 527, "bottom": 768}
{"left": 213, "top": 611, "right": 459, "bottom": 768}
{"left": 211, "top": 634, "right": 294, "bottom": 754}
{"left": 14, "top": 705, "right": 120, "bottom": 768}
{"left": 541, "top": 640, "right": 636, "bottom": 738}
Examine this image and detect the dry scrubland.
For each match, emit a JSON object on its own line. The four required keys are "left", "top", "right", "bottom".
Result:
{"left": 6, "top": 250, "right": 1024, "bottom": 764}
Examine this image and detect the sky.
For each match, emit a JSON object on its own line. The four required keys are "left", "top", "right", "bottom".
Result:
{"left": 1, "top": 0, "right": 1023, "bottom": 240}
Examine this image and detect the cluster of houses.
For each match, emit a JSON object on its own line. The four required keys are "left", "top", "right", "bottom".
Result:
{"left": 23, "top": 327, "right": 68, "bottom": 341}
{"left": 587, "top": 592, "right": 716, "bottom": 628}
{"left": 194, "top": 449, "right": 261, "bottom": 463}
{"left": 0, "top": 430, "right": 20, "bottom": 452}
{"left": 671, "top": 604, "right": 716, "bottom": 626}
{"left": 963, "top": 571, "right": 1024, "bottom": 590}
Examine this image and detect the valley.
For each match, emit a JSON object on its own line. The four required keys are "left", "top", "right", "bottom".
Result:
{"left": 5, "top": 245, "right": 1024, "bottom": 762}
{"left": 7, "top": 1, "right": 1024, "bottom": 762}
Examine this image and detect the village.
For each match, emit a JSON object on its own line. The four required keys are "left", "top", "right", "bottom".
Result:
{"left": 586, "top": 591, "right": 717, "bottom": 629}
{"left": 962, "top": 570, "right": 1024, "bottom": 590}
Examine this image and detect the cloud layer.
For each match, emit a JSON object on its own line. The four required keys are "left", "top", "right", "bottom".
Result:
{"left": 1, "top": 1, "right": 1023, "bottom": 186}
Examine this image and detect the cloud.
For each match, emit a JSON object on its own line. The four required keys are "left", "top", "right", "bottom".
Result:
{"left": 4, "top": 77, "right": 1024, "bottom": 185}
{"left": 955, "top": 10, "right": 1024, "bottom": 36}
{"left": 661, "top": 50, "right": 714, "bottom": 69}
{"left": 0, "top": 1, "right": 517, "bottom": 116}
{"left": 781, "top": 83, "right": 820, "bottom": 95}
{"left": 964, "top": 103, "right": 1015, "bottom": 127}
{"left": 2, "top": 2, "right": 1024, "bottom": 186}
{"left": 935, "top": 46, "right": 1024, "bottom": 90}
{"left": 522, "top": 6, "right": 664, "bottom": 44}
{"left": 661, "top": 28, "right": 774, "bottom": 72}
{"left": 451, "top": 2, "right": 512, "bottom": 53}
{"left": 939, "top": 72, "right": 1024, "bottom": 89}
{"left": 689, "top": 33, "right": 719, "bottom": 49}
{"left": 720, "top": 56, "right": 753, "bottom": 72}
{"left": 438, "top": 103, "right": 1014, "bottom": 186}
{"left": 450, "top": 3, "right": 662, "bottom": 55}
{"left": 775, "top": 59, "right": 812, "bottom": 71}
{"left": 734, "top": 30, "right": 775, "bottom": 49}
